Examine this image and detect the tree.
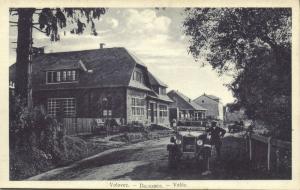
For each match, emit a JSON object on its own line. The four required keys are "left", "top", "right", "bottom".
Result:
{"left": 10, "top": 8, "right": 106, "bottom": 108}
{"left": 183, "top": 8, "right": 291, "bottom": 140}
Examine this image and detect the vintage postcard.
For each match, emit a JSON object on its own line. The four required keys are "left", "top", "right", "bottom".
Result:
{"left": 0, "top": 0, "right": 299, "bottom": 189}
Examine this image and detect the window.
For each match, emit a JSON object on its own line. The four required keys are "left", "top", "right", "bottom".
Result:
{"left": 159, "top": 105, "right": 168, "bottom": 117}
{"left": 159, "top": 87, "right": 166, "bottom": 95}
{"left": 46, "top": 70, "right": 78, "bottom": 84}
{"left": 67, "top": 71, "right": 72, "bottom": 81}
{"left": 57, "top": 71, "right": 61, "bottom": 82}
{"left": 72, "top": 70, "right": 76, "bottom": 81}
{"left": 131, "top": 97, "right": 145, "bottom": 116}
{"left": 46, "top": 71, "right": 58, "bottom": 83}
{"left": 132, "top": 71, "right": 143, "bottom": 83}
{"left": 63, "top": 71, "right": 67, "bottom": 81}
{"left": 47, "top": 98, "right": 76, "bottom": 117}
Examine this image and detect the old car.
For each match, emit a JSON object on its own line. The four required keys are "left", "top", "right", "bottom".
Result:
{"left": 228, "top": 121, "right": 244, "bottom": 133}
{"left": 167, "top": 126, "right": 212, "bottom": 169}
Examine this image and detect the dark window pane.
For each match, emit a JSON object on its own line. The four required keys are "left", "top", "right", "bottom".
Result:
{"left": 47, "top": 72, "right": 52, "bottom": 83}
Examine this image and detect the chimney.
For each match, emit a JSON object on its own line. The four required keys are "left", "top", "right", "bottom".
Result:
{"left": 100, "top": 43, "right": 105, "bottom": 49}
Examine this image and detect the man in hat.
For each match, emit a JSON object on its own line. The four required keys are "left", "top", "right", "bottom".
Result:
{"left": 206, "top": 120, "right": 226, "bottom": 160}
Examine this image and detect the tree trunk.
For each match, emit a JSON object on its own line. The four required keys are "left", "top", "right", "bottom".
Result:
{"left": 15, "top": 9, "right": 34, "bottom": 108}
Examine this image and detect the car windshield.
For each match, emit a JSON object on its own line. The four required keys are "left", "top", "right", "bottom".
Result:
{"left": 177, "top": 126, "right": 206, "bottom": 131}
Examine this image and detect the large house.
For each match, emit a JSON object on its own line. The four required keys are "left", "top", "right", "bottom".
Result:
{"left": 193, "top": 93, "right": 224, "bottom": 121}
{"left": 167, "top": 90, "right": 206, "bottom": 122}
{"left": 9, "top": 47, "right": 173, "bottom": 127}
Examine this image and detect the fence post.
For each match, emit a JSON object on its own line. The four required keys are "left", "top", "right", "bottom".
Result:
{"left": 267, "top": 137, "right": 272, "bottom": 171}
{"left": 275, "top": 149, "right": 280, "bottom": 172}
{"left": 75, "top": 118, "right": 78, "bottom": 134}
{"left": 249, "top": 134, "right": 252, "bottom": 161}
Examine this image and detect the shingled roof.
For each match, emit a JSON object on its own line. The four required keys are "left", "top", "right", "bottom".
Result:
{"left": 10, "top": 47, "right": 152, "bottom": 91}
{"left": 167, "top": 90, "right": 207, "bottom": 111}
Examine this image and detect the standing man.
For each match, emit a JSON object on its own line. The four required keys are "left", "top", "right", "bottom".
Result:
{"left": 207, "top": 120, "right": 226, "bottom": 160}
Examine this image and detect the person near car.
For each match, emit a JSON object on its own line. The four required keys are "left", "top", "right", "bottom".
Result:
{"left": 206, "top": 120, "right": 226, "bottom": 160}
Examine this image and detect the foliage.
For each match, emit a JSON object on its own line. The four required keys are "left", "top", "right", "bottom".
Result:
{"left": 9, "top": 93, "right": 65, "bottom": 179}
{"left": 183, "top": 8, "right": 291, "bottom": 140}
{"left": 10, "top": 8, "right": 106, "bottom": 104}
{"left": 10, "top": 8, "right": 106, "bottom": 41}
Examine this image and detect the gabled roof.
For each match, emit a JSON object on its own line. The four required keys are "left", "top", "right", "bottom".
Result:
{"left": 10, "top": 47, "right": 152, "bottom": 91}
{"left": 148, "top": 71, "right": 168, "bottom": 87}
{"left": 194, "top": 93, "right": 220, "bottom": 103}
{"left": 167, "top": 90, "right": 207, "bottom": 111}
{"left": 205, "top": 94, "right": 220, "bottom": 101}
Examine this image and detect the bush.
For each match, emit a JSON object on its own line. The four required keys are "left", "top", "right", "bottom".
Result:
{"left": 9, "top": 95, "right": 66, "bottom": 180}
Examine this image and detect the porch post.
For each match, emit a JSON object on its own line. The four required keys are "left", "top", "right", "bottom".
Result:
{"left": 267, "top": 137, "right": 272, "bottom": 171}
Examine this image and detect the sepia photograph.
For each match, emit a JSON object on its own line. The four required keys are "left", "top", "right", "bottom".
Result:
{"left": 1, "top": 0, "right": 300, "bottom": 189}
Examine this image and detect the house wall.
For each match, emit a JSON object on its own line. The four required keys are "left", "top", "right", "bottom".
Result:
{"left": 157, "top": 102, "right": 170, "bottom": 127}
{"left": 193, "top": 96, "right": 224, "bottom": 120}
{"left": 33, "top": 87, "right": 127, "bottom": 119}
{"left": 218, "top": 102, "right": 224, "bottom": 121}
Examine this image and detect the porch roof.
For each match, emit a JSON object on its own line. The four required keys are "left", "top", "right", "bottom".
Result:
{"left": 147, "top": 94, "right": 174, "bottom": 103}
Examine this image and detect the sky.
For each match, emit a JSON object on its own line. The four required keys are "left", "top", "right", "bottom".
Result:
{"left": 9, "top": 8, "right": 235, "bottom": 104}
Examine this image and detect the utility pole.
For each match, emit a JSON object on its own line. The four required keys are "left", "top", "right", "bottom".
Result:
{"left": 27, "top": 15, "right": 33, "bottom": 110}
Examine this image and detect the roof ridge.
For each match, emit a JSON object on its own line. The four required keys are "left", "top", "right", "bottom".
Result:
{"left": 170, "top": 90, "right": 194, "bottom": 108}
{"left": 194, "top": 94, "right": 220, "bottom": 103}
{"left": 169, "top": 90, "right": 207, "bottom": 110}
{"left": 35, "top": 47, "right": 125, "bottom": 56}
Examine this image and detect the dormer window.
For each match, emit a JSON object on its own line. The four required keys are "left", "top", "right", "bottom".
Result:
{"left": 46, "top": 70, "right": 78, "bottom": 84}
{"left": 159, "top": 87, "right": 166, "bottom": 95}
{"left": 132, "top": 71, "right": 143, "bottom": 83}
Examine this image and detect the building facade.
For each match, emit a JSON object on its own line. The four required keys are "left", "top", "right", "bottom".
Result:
{"left": 167, "top": 90, "right": 206, "bottom": 123}
{"left": 9, "top": 47, "right": 173, "bottom": 127}
{"left": 193, "top": 93, "right": 224, "bottom": 121}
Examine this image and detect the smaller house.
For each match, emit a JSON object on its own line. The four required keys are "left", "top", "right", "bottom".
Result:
{"left": 167, "top": 90, "right": 207, "bottom": 122}
{"left": 193, "top": 93, "right": 224, "bottom": 121}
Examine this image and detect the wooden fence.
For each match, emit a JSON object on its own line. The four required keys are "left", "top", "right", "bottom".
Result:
{"left": 247, "top": 133, "right": 291, "bottom": 173}
{"left": 63, "top": 117, "right": 149, "bottom": 136}
{"left": 63, "top": 118, "right": 94, "bottom": 135}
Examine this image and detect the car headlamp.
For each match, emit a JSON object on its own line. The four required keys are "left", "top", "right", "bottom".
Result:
{"left": 176, "top": 139, "right": 182, "bottom": 144}
{"left": 197, "top": 139, "right": 203, "bottom": 146}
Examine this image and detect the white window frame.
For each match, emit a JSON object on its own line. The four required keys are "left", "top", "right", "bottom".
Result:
{"left": 57, "top": 71, "right": 61, "bottom": 82}
{"left": 159, "top": 105, "right": 168, "bottom": 117}
{"left": 159, "top": 87, "right": 166, "bottom": 95}
{"left": 131, "top": 97, "right": 145, "bottom": 116}
{"left": 46, "top": 70, "right": 78, "bottom": 84}
{"left": 133, "top": 71, "right": 143, "bottom": 83}
{"left": 47, "top": 98, "right": 76, "bottom": 117}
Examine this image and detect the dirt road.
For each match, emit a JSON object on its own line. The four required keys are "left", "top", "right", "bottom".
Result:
{"left": 28, "top": 134, "right": 253, "bottom": 180}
